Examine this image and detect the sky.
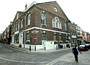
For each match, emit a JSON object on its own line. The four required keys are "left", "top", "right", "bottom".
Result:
{"left": 0, "top": 0, "right": 90, "bottom": 33}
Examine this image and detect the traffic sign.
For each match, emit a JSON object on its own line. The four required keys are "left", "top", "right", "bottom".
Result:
{"left": 34, "top": 37, "right": 37, "bottom": 40}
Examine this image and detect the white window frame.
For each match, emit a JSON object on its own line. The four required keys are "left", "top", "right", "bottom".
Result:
{"left": 52, "top": 17, "right": 62, "bottom": 29}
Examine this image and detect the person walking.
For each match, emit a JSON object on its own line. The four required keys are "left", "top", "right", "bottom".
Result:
{"left": 72, "top": 44, "right": 80, "bottom": 63}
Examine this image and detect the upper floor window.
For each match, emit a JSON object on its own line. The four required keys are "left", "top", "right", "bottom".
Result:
{"left": 16, "top": 23, "right": 17, "bottom": 31}
{"left": 64, "top": 23, "right": 67, "bottom": 31}
{"left": 18, "top": 22, "right": 20, "bottom": 30}
{"left": 52, "top": 17, "right": 62, "bottom": 29}
{"left": 54, "top": 7, "right": 58, "bottom": 12}
{"left": 24, "top": 16, "right": 26, "bottom": 26}
{"left": 21, "top": 19, "right": 23, "bottom": 28}
{"left": 27, "top": 14, "right": 30, "bottom": 25}
{"left": 41, "top": 11, "right": 46, "bottom": 25}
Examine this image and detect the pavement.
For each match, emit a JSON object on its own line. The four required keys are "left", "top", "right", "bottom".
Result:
{"left": 6, "top": 44, "right": 72, "bottom": 53}
{"left": 46, "top": 50, "right": 90, "bottom": 65}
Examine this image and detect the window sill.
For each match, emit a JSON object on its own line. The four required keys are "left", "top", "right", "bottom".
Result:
{"left": 41, "top": 24, "right": 47, "bottom": 26}
{"left": 53, "top": 27, "right": 62, "bottom": 29}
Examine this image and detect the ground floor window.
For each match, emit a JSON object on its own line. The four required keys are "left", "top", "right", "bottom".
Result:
{"left": 42, "top": 33, "right": 47, "bottom": 40}
{"left": 53, "top": 34, "right": 57, "bottom": 41}
{"left": 59, "top": 35, "right": 61, "bottom": 41}
{"left": 26, "top": 31, "right": 30, "bottom": 44}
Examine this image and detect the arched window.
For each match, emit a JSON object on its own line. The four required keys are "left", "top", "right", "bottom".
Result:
{"left": 52, "top": 17, "right": 62, "bottom": 29}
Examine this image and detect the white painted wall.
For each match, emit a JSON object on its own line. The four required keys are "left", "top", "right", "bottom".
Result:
{"left": 11, "top": 35, "right": 14, "bottom": 45}
{"left": 19, "top": 32, "right": 24, "bottom": 47}
{"left": 31, "top": 45, "right": 35, "bottom": 50}
{"left": 42, "top": 41, "right": 55, "bottom": 50}
{"left": 25, "top": 44, "right": 30, "bottom": 49}
{"left": 36, "top": 45, "right": 44, "bottom": 50}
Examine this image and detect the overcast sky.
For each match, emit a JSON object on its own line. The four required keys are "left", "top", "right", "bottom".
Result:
{"left": 0, "top": 0, "right": 90, "bottom": 33}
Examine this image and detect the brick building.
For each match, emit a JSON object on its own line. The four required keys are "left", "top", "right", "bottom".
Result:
{"left": 11, "top": 1, "right": 71, "bottom": 50}
{"left": 68, "top": 22, "right": 77, "bottom": 44}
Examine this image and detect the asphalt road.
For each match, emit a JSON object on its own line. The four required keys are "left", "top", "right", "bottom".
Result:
{"left": 1, "top": 43, "right": 90, "bottom": 65}
{"left": 0, "top": 43, "right": 71, "bottom": 65}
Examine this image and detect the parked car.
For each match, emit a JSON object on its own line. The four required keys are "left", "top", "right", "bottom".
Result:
{"left": 78, "top": 45, "right": 88, "bottom": 51}
{"left": 85, "top": 44, "right": 90, "bottom": 49}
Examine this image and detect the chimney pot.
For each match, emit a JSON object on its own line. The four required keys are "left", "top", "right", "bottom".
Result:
{"left": 25, "top": 4, "right": 27, "bottom": 10}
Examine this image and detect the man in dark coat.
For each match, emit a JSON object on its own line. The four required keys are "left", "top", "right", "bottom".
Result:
{"left": 72, "top": 44, "right": 79, "bottom": 63}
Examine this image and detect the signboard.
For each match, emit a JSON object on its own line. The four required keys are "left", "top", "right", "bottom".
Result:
{"left": 34, "top": 37, "right": 37, "bottom": 40}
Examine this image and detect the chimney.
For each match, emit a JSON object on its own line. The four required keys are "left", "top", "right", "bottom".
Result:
{"left": 25, "top": 4, "right": 27, "bottom": 10}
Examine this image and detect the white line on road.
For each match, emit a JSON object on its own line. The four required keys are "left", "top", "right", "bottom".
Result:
{"left": 0, "top": 56, "right": 48, "bottom": 64}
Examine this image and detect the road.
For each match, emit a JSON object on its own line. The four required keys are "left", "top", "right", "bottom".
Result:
{"left": 0, "top": 43, "right": 90, "bottom": 65}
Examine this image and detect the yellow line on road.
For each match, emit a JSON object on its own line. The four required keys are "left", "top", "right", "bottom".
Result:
{"left": 46, "top": 53, "right": 70, "bottom": 65}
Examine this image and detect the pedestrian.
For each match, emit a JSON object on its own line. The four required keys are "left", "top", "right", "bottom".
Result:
{"left": 72, "top": 44, "right": 80, "bottom": 63}
{"left": 19, "top": 43, "right": 22, "bottom": 48}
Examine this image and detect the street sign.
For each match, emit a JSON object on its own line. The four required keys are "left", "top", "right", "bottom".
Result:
{"left": 34, "top": 37, "right": 37, "bottom": 40}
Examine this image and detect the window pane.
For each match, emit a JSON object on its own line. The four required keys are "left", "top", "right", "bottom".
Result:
{"left": 54, "top": 7, "right": 58, "bottom": 12}
{"left": 41, "top": 12, "right": 46, "bottom": 25}
{"left": 28, "top": 14, "right": 30, "bottom": 25}
{"left": 26, "top": 31, "right": 30, "bottom": 40}
{"left": 65, "top": 23, "right": 67, "bottom": 31}
{"left": 53, "top": 35, "right": 56, "bottom": 41}
{"left": 52, "top": 17, "right": 62, "bottom": 29}
{"left": 59, "top": 36, "right": 61, "bottom": 40}
{"left": 42, "top": 33, "right": 47, "bottom": 40}
{"left": 18, "top": 22, "right": 19, "bottom": 29}
{"left": 52, "top": 19, "right": 55, "bottom": 27}
{"left": 27, "top": 33, "right": 30, "bottom": 40}
{"left": 21, "top": 19, "right": 23, "bottom": 28}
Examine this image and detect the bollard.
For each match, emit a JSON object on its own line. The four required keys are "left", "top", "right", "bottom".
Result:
{"left": 29, "top": 46, "right": 31, "bottom": 51}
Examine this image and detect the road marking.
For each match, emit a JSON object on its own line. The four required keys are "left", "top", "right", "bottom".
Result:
{"left": 46, "top": 53, "right": 70, "bottom": 65}
{"left": 0, "top": 56, "right": 48, "bottom": 64}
